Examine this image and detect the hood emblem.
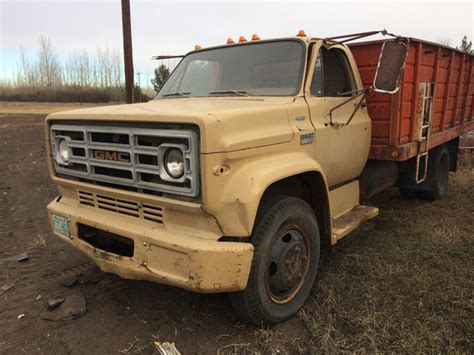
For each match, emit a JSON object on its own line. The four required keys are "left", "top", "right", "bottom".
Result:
{"left": 92, "top": 150, "right": 130, "bottom": 163}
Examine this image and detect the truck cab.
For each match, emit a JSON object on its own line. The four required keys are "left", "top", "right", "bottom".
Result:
{"left": 46, "top": 32, "right": 470, "bottom": 325}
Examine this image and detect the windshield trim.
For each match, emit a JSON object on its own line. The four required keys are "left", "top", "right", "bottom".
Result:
{"left": 155, "top": 38, "right": 307, "bottom": 99}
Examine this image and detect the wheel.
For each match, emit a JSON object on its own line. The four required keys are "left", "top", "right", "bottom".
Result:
{"left": 229, "top": 196, "right": 320, "bottom": 325}
{"left": 421, "top": 145, "right": 450, "bottom": 201}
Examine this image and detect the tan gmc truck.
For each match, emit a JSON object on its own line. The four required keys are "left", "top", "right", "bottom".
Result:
{"left": 45, "top": 31, "right": 474, "bottom": 325}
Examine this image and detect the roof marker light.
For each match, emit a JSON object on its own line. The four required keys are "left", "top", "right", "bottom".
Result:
{"left": 297, "top": 29, "right": 307, "bottom": 37}
{"left": 238, "top": 36, "right": 247, "bottom": 42}
{"left": 251, "top": 34, "right": 260, "bottom": 41}
{"left": 194, "top": 44, "right": 202, "bottom": 50}
{"left": 227, "top": 37, "right": 235, "bottom": 44}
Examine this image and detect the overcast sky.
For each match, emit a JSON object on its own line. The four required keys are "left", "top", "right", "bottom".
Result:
{"left": 1, "top": 1, "right": 472, "bottom": 88}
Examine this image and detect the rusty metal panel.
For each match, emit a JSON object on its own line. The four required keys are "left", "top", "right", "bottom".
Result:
{"left": 460, "top": 56, "right": 473, "bottom": 124}
{"left": 452, "top": 53, "right": 466, "bottom": 127}
{"left": 409, "top": 42, "right": 423, "bottom": 142}
{"left": 350, "top": 38, "right": 474, "bottom": 162}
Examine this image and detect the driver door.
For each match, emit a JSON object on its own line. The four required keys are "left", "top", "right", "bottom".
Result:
{"left": 305, "top": 43, "right": 371, "bottom": 188}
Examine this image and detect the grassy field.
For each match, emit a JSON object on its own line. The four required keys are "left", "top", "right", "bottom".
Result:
{"left": 279, "top": 156, "right": 473, "bottom": 353}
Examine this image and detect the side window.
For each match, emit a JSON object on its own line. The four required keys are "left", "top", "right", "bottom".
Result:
{"left": 310, "top": 47, "right": 356, "bottom": 97}
{"left": 310, "top": 51, "right": 323, "bottom": 96}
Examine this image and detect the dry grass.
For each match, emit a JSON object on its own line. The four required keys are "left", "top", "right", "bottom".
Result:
{"left": 0, "top": 86, "right": 122, "bottom": 103}
{"left": 296, "top": 155, "right": 473, "bottom": 352}
{"left": 0, "top": 101, "right": 115, "bottom": 116}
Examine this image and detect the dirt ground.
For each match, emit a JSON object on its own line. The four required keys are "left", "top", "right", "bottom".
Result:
{"left": 0, "top": 103, "right": 472, "bottom": 353}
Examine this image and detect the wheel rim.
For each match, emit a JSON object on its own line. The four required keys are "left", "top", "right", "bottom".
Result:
{"left": 264, "top": 225, "right": 311, "bottom": 304}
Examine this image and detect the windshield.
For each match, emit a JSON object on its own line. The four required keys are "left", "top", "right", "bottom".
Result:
{"left": 157, "top": 40, "right": 305, "bottom": 98}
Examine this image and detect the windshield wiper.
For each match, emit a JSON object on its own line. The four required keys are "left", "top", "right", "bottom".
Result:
{"left": 162, "top": 92, "right": 191, "bottom": 98}
{"left": 209, "top": 90, "right": 248, "bottom": 97}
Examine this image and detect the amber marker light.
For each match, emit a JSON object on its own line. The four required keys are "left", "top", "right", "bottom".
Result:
{"left": 194, "top": 44, "right": 202, "bottom": 50}
{"left": 238, "top": 36, "right": 247, "bottom": 42}
{"left": 297, "top": 29, "right": 307, "bottom": 36}
{"left": 251, "top": 34, "right": 260, "bottom": 41}
{"left": 227, "top": 37, "right": 235, "bottom": 44}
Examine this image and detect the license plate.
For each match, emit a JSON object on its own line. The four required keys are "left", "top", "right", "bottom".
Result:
{"left": 52, "top": 214, "right": 70, "bottom": 238}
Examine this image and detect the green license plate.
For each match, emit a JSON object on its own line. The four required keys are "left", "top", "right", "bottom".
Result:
{"left": 52, "top": 214, "right": 70, "bottom": 238}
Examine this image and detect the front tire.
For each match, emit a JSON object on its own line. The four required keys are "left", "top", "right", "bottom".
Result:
{"left": 229, "top": 196, "right": 320, "bottom": 325}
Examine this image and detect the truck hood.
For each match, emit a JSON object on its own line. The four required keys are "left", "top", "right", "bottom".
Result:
{"left": 47, "top": 97, "right": 296, "bottom": 153}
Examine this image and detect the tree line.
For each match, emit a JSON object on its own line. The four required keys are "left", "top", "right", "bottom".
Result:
{"left": 1, "top": 35, "right": 471, "bottom": 103}
{"left": 0, "top": 37, "right": 154, "bottom": 102}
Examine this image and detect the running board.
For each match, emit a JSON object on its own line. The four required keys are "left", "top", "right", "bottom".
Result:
{"left": 332, "top": 205, "right": 379, "bottom": 241}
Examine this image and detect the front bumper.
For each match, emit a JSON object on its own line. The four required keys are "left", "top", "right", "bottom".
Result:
{"left": 47, "top": 198, "right": 254, "bottom": 293}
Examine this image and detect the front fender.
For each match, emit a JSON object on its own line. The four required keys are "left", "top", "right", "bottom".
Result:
{"left": 201, "top": 150, "right": 328, "bottom": 237}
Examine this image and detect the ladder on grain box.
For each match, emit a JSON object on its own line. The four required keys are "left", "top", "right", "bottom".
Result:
{"left": 415, "top": 82, "right": 435, "bottom": 184}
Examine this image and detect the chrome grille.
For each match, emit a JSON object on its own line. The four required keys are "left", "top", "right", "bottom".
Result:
{"left": 78, "top": 190, "right": 164, "bottom": 224}
{"left": 50, "top": 124, "right": 199, "bottom": 197}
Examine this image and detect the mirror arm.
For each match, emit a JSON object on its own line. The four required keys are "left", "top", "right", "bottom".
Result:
{"left": 337, "top": 88, "right": 367, "bottom": 96}
{"left": 345, "top": 90, "right": 369, "bottom": 126}
{"left": 328, "top": 89, "right": 369, "bottom": 126}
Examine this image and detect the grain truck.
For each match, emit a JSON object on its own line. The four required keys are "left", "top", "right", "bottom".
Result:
{"left": 45, "top": 30, "right": 474, "bottom": 325}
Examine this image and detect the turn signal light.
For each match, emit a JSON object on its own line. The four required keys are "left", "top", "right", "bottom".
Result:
{"left": 251, "top": 34, "right": 260, "bottom": 41}
{"left": 297, "top": 29, "right": 307, "bottom": 37}
{"left": 194, "top": 44, "right": 202, "bottom": 50}
{"left": 227, "top": 37, "right": 235, "bottom": 44}
{"left": 238, "top": 36, "right": 247, "bottom": 42}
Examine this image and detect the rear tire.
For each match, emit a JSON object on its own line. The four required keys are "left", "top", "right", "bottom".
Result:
{"left": 420, "top": 145, "right": 450, "bottom": 201}
{"left": 229, "top": 196, "right": 320, "bottom": 325}
{"left": 398, "top": 145, "right": 450, "bottom": 201}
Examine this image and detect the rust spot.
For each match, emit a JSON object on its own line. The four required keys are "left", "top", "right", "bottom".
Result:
{"left": 141, "top": 262, "right": 154, "bottom": 273}
{"left": 92, "top": 248, "right": 114, "bottom": 261}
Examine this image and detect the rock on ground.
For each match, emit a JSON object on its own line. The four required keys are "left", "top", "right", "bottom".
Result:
{"left": 40, "top": 293, "right": 87, "bottom": 321}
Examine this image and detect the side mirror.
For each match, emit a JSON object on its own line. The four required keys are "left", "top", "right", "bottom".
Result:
{"left": 373, "top": 39, "right": 408, "bottom": 94}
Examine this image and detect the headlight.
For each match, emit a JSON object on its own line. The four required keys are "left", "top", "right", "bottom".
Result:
{"left": 164, "top": 148, "right": 184, "bottom": 178}
{"left": 56, "top": 139, "right": 70, "bottom": 165}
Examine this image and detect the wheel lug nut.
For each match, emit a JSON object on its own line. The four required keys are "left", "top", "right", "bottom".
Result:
{"left": 287, "top": 276, "right": 293, "bottom": 283}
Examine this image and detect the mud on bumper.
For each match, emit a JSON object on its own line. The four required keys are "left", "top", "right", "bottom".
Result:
{"left": 47, "top": 199, "right": 253, "bottom": 292}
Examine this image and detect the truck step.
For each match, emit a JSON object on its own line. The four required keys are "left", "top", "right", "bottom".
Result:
{"left": 332, "top": 205, "right": 379, "bottom": 241}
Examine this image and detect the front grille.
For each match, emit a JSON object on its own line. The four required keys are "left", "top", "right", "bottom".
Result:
{"left": 78, "top": 190, "right": 164, "bottom": 224}
{"left": 50, "top": 124, "right": 199, "bottom": 197}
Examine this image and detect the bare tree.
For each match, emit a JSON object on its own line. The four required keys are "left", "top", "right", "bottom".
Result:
{"left": 38, "top": 36, "right": 62, "bottom": 87}
{"left": 112, "top": 48, "right": 122, "bottom": 87}
{"left": 1, "top": 36, "right": 125, "bottom": 102}
{"left": 437, "top": 37, "right": 451, "bottom": 47}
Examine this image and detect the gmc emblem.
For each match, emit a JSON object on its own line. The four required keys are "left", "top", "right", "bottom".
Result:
{"left": 93, "top": 150, "right": 130, "bottom": 163}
